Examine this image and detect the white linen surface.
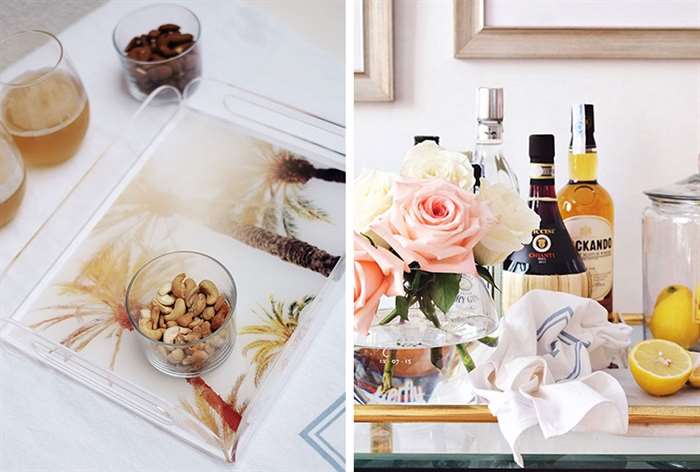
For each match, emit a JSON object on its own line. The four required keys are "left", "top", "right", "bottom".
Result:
{"left": 469, "top": 290, "right": 633, "bottom": 467}
{"left": 0, "top": 1, "right": 345, "bottom": 471}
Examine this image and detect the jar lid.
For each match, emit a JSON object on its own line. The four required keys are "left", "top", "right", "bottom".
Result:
{"left": 644, "top": 155, "right": 700, "bottom": 203}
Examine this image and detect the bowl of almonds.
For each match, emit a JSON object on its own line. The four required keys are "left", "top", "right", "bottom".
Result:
{"left": 125, "top": 251, "right": 236, "bottom": 377}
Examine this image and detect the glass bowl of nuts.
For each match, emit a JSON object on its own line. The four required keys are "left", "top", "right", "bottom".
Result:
{"left": 112, "top": 3, "right": 202, "bottom": 101}
{"left": 125, "top": 251, "right": 236, "bottom": 377}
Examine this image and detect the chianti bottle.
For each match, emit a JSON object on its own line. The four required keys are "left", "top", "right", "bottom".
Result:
{"left": 502, "top": 134, "right": 590, "bottom": 312}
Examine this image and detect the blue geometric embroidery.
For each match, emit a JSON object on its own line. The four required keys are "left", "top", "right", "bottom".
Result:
{"left": 536, "top": 306, "right": 574, "bottom": 341}
{"left": 559, "top": 329, "right": 591, "bottom": 348}
{"left": 299, "top": 394, "right": 345, "bottom": 471}
{"left": 561, "top": 341, "right": 585, "bottom": 381}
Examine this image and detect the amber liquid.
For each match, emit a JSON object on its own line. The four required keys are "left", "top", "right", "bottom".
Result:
{"left": 558, "top": 151, "right": 614, "bottom": 315}
{"left": 2, "top": 69, "right": 89, "bottom": 165}
{"left": 0, "top": 154, "right": 25, "bottom": 227}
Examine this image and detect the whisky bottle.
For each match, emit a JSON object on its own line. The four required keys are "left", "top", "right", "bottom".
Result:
{"left": 502, "top": 135, "right": 590, "bottom": 312}
{"left": 558, "top": 104, "right": 614, "bottom": 315}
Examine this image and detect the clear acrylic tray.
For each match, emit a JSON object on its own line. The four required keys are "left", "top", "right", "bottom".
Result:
{"left": 0, "top": 78, "right": 345, "bottom": 462}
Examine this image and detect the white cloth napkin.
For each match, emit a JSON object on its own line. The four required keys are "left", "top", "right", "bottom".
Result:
{"left": 469, "top": 290, "right": 633, "bottom": 467}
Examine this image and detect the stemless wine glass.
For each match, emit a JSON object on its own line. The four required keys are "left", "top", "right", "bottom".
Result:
{"left": 0, "top": 31, "right": 90, "bottom": 165}
{"left": 0, "top": 122, "right": 25, "bottom": 227}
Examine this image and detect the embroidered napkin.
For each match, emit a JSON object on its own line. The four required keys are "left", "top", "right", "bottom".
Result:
{"left": 469, "top": 290, "right": 633, "bottom": 467}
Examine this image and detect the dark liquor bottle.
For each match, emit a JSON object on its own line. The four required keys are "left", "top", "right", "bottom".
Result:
{"left": 502, "top": 134, "right": 590, "bottom": 312}
{"left": 414, "top": 135, "right": 440, "bottom": 145}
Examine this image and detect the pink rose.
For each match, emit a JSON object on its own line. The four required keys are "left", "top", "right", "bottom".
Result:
{"left": 354, "top": 233, "right": 406, "bottom": 336}
{"left": 370, "top": 178, "right": 491, "bottom": 274}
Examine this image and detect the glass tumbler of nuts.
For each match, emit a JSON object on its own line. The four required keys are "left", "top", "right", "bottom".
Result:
{"left": 112, "top": 4, "right": 202, "bottom": 101}
{"left": 126, "top": 251, "right": 236, "bottom": 377}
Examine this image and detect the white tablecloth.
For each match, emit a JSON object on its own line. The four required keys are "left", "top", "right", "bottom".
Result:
{"left": 0, "top": 1, "right": 345, "bottom": 471}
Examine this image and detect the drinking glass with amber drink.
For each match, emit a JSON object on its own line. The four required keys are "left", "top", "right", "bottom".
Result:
{"left": 0, "top": 122, "right": 25, "bottom": 227}
{"left": 0, "top": 31, "right": 89, "bottom": 166}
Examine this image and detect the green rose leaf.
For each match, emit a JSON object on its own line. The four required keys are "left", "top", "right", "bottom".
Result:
{"left": 429, "top": 273, "right": 461, "bottom": 314}
{"left": 476, "top": 265, "right": 500, "bottom": 291}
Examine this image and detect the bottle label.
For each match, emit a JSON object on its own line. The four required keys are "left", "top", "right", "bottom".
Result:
{"left": 564, "top": 215, "right": 613, "bottom": 301}
{"left": 530, "top": 163, "right": 554, "bottom": 179}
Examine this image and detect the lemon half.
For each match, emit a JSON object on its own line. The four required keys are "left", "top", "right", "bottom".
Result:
{"left": 629, "top": 339, "right": 692, "bottom": 396}
{"left": 689, "top": 366, "right": 700, "bottom": 388}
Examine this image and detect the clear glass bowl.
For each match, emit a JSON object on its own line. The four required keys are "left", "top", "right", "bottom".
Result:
{"left": 112, "top": 4, "right": 202, "bottom": 101}
{"left": 354, "top": 273, "right": 499, "bottom": 403}
{"left": 125, "top": 251, "right": 236, "bottom": 377}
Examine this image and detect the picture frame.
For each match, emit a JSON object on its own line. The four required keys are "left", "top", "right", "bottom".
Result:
{"left": 354, "top": 0, "right": 394, "bottom": 102}
{"left": 454, "top": 0, "right": 700, "bottom": 59}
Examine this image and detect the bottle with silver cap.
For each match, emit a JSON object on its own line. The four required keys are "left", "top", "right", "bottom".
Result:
{"left": 474, "top": 87, "right": 519, "bottom": 192}
{"left": 473, "top": 88, "right": 519, "bottom": 316}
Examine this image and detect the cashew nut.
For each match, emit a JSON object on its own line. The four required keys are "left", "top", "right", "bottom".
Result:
{"left": 163, "top": 326, "right": 182, "bottom": 344}
{"left": 151, "top": 305, "right": 161, "bottom": 330}
{"left": 184, "top": 278, "right": 198, "bottom": 300}
{"left": 157, "top": 283, "right": 172, "bottom": 296}
{"left": 193, "top": 321, "right": 212, "bottom": 338}
{"left": 214, "top": 295, "right": 226, "bottom": 311}
{"left": 211, "top": 311, "right": 226, "bottom": 331}
{"left": 171, "top": 273, "right": 187, "bottom": 298}
{"left": 182, "top": 332, "right": 202, "bottom": 343}
{"left": 189, "top": 317, "right": 203, "bottom": 328}
{"left": 182, "top": 350, "right": 208, "bottom": 366}
{"left": 139, "top": 318, "right": 164, "bottom": 341}
{"left": 192, "top": 293, "right": 206, "bottom": 316}
{"left": 166, "top": 348, "right": 185, "bottom": 364}
{"left": 157, "top": 293, "right": 175, "bottom": 306}
{"left": 176, "top": 312, "right": 194, "bottom": 327}
{"left": 164, "top": 298, "right": 186, "bottom": 321}
{"left": 201, "top": 306, "right": 215, "bottom": 321}
{"left": 140, "top": 308, "right": 151, "bottom": 320}
{"left": 199, "top": 280, "right": 219, "bottom": 305}
{"left": 155, "top": 301, "right": 172, "bottom": 314}
{"left": 211, "top": 307, "right": 228, "bottom": 331}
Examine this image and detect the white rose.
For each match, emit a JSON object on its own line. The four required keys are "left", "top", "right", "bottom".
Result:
{"left": 474, "top": 179, "right": 540, "bottom": 266}
{"left": 400, "top": 141, "right": 475, "bottom": 191}
{"left": 354, "top": 169, "right": 395, "bottom": 232}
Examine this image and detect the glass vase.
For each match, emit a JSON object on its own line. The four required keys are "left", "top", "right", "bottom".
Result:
{"left": 354, "top": 273, "right": 499, "bottom": 403}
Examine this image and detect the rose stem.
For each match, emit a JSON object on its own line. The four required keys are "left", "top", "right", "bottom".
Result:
{"left": 381, "top": 349, "right": 395, "bottom": 394}
{"left": 456, "top": 344, "right": 476, "bottom": 372}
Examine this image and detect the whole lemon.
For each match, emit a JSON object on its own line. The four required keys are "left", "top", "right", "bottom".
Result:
{"left": 649, "top": 285, "right": 700, "bottom": 349}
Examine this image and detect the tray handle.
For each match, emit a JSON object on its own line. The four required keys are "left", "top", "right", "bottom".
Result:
{"left": 0, "top": 319, "right": 174, "bottom": 427}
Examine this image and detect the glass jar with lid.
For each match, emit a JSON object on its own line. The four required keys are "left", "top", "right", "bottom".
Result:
{"left": 642, "top": 157, "right": 700, "bottom": 351}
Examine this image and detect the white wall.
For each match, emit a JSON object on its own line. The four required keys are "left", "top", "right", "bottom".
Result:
{"left": 354, "top": 0, "right": 700, "bottom": 313}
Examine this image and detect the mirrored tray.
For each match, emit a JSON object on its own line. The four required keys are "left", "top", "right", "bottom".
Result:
{"left": 0, "top": 78, "right": 345, "bottom": 463}
{"left": 355, "top": 323, "right": 700, "bottom": 425}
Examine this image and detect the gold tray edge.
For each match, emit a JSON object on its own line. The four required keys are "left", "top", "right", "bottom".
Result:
{"left": 355, "top": 404, "right": 700, "bottom": 424}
